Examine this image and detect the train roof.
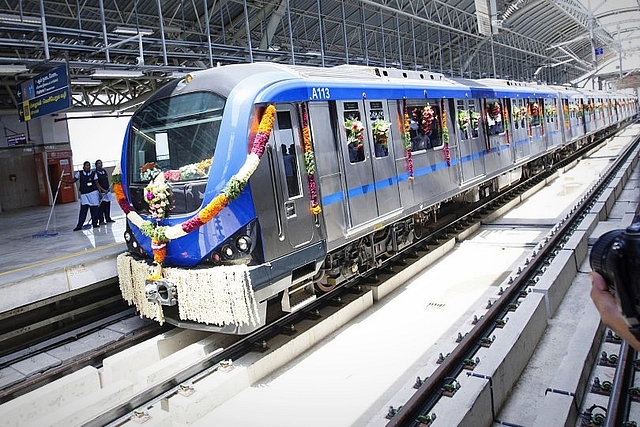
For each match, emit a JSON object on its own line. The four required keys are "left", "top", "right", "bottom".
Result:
{"left": 167, "top": 63, "right": 634, "bottom": 107}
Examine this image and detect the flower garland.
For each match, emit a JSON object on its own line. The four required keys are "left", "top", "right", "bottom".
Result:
{"left": 441, "top": 100, "right": 450, "bottom": 167}
{"left": 403, "top": 101, "right": 414, "bottom": 180}
{"left": 300, "top": 104, "right": 322, "bottom": 215}
{"left": 144, "top": 173, "right": 172, "bottom": 221}
{"left": 502, "top": 101, "right": 510, "bottom": 145}
{"left": 112, "top": 104, "right": 277, "bottom": 277}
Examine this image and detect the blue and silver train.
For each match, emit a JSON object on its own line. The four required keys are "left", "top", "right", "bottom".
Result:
{"left": 115, "top": 63, "right": 637, "bottom": 334}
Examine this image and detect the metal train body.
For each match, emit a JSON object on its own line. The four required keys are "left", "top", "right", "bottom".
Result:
{"left": 118, "top": 63, "right": 637, "bottom": 334}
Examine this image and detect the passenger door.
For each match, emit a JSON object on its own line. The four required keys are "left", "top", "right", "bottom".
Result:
{"left": 364, "top": 100, "right": 401, "bottom": 216}
{"left": 455, "top": 98, "right": 485, "bottom": 183}
{"left": 337, "top": 100, "right": 380, "bottom": 228}
{"left": 272, "top": 105, "right": 316, "bottom": 247}
{"left": 511, "top": 98, "right": 530, "bottom": 160}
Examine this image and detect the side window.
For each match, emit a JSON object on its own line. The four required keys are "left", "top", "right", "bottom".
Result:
{"left": 406, "top": 99, "right": 443, "bottom": 151}
{"left": 369, "top": 101, "right": 390, "bottom": 158}
{"left": 529, "top": 99, "right": 541, "bottom": 127}
{"left": 513, "top": 98, "right": 527, "bottom": 129}
{"left": 545, "top": 99, "right": 555, "bottom": 123}
{"left": 276, "top": 111, "right": 301, "bottom": 198}
{"left": 587, "top": 98, "right": 595, "bottom": 117}
{"left": 456, "top": 100, "right": 469, "bottom": 140}
{"left": 468, "top": 103, "right": 479, "bottom": 137}
{"left": 343, "top": 102, "right": 365, "bottom": 163}
{"left": 485, "top": 99, "right": 505, "bottom": 136}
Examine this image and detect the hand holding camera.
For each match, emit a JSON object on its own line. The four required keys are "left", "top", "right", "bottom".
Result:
{"left": 590, "top": 221, "right": 640, "bottom": 350}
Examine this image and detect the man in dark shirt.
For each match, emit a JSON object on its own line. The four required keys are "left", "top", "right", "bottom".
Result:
{"left": 95, "top": 159, "right": 115, "bottom": 224}
{"left": 63, "top": 161, "right": 101, "bottom": 231}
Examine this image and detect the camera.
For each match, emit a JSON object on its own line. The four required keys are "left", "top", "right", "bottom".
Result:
{"left": 590, "top": 221, "right": 640, "bottom": 339}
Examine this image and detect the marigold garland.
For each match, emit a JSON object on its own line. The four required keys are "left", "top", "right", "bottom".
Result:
{"left": 111, "top": 104, "right": 277, "bottom": 276}
{"left": 403, "top": 101, "right": 414, "bottom": 180}
{"left": 300, "top": 104, "right": 322, "bottom": 215}
{"left": 502, "top": 100, "right": 510, "bottom": 146}
{"left": 441, "top": 100, "right": 450, "bottom": 167}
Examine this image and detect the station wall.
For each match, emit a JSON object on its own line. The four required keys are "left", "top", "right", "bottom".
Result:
{"left": 0, "top": 114, "right": 70, "bottom": 212}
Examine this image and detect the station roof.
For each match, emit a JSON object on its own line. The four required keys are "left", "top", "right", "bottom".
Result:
{"left": 0, "top": 0, "right": 637, "bottom": 114}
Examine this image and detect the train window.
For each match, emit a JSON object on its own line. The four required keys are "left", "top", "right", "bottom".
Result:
{"left": 529, "top": 100, "right": 541, "bottom": 127}
{"left": 544, "top": 99, "right": 557, "bottom": 124}
{"left": 343, "top": 105, "right": 365, "bottom": 163}
{"left": 586, "top": 98, "right": 595, "bottom": 117}
{"left": 467, "top": 104, "right": 479, "bottom": 138}
{"left": 128, "top": 91, "right": 224, "bottom": 184}
{"left": 276, "top": 111, "right": 301, "bottom": 198}
{"left": 277, "top": 111, "right": 292, "bottom": 129}
{"left": 456, "top": 100, "right": 469, "bottom": 140}
{"left": 485, "top": 99, "right": 505, "bottom": 136}
{"left": 512, "top": 98, "right": 526, "bottom": 129}
{"left": 369, "top": 101, "right": 390, "bottom": 158}
{"left": 406, "top": 99, "right": 444, "bottom": 151}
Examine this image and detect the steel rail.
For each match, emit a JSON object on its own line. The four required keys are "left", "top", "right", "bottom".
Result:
{"left": 386, "top": 128, "right": 640, "bottom": 426}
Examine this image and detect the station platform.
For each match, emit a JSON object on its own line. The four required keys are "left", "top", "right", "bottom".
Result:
{"left": 0, "top": 198, "right": 128, "bottom": 314}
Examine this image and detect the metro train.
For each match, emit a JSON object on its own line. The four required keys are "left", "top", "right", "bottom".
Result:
{"left": 113, "top": 62, "right": 637, "bottom": 334}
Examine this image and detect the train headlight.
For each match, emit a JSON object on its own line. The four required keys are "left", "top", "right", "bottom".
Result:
{"left": 221, "top": 245, "right": 234, "bottom": 259}
{"left": 236, "top": 236, "right": 252, "bottom": 253}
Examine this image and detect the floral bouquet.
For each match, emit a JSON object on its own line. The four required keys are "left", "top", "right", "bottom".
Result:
{"left": 140, "top": 162, "right": 161, "bottom": 181}
{"left": 531, "top": 103, "right": 540, "bottom": 117}
{"left": 344, "top": 117, "right": 365, "bottom": 147}
{"left": 144, "top": 173, "right": 172, "bottom": 221}
{"left": 422, "top": 104, "right": 434, "bottom": 133}
{"left": 470, "top": 111, "right": 480, "bottom": 130}
{"left": 372, "top": 119, "right": 391, "bottom": 146}
{"left": 489, "top": 101, "right": 501, "bottom": 120}
{"left": 458, "top": 110, "right": 469, "bottom": 130}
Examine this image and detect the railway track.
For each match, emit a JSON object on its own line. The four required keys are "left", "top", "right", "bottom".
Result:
{"left": 386, "top": 126, "right": 640, "bottom": 426}
{"left": 0, "top": 279, "right": 166, "bottom": 403}
{"left": 1, "top": 124, "right": 635, "bottom": 426}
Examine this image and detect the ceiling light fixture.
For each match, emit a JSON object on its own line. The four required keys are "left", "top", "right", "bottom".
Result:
{"left": 0, "top": 13, "right": 41, "bottom": 24}
{"left": 0, "top": 64, "right": 27, "bottom": 75}
{"left": 114, "top": 26, "right": 153, "bottom": 36}
{"left": 71, "top": 78, "right": 100, "bottom": 86}
{"left": 91, "top": 69, "right": 144, "bottom": 79}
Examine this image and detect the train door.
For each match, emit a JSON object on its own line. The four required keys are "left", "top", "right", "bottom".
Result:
{"left": 511, "top": 98, "right": 530, "bottom": 160}
{"left": 337, "top": 100, "right": 380, "bottom": 227}
{"left": 455, "top": 98, "right": 485, "bottom": 183}
{"left": 364, "top": 100, "right": 401, "bottom": 216}
{"left": 271, "top": 105, "right": 316, "bottom": 247}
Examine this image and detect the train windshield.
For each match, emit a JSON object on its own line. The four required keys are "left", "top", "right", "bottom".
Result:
{"left": 128, "top": 91, "right": 225, "bottom": 184}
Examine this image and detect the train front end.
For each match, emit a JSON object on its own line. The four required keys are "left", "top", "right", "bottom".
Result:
{"left": 114, "top": 69, "right": 278, "bottom": 334}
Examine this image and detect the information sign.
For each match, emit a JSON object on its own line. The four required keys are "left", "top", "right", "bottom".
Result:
{"left": 17, "top": 64, "right": 72, "bottom": 122}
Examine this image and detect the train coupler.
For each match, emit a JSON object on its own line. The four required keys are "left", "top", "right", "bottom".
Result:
{"left": 145, "top": 279, "right": 178, "bottom": 306}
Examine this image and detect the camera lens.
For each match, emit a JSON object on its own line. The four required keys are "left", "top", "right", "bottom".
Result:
{"left": 590, "top": 229, "right": 625, "bottom": 292}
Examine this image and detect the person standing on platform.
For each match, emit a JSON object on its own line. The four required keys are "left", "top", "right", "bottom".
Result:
{"left": 95, "top": 159, "right": 115, "bottom": 224}
{"left": 63, "top": 161, "right": 101, "bottom": 231}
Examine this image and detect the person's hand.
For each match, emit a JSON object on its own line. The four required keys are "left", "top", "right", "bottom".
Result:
{"left": 590, "top": 271, "right": 640, "bottom": 351}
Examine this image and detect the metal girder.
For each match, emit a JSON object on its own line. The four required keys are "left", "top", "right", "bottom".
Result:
{"left": 0, "top": 0, "right": 632, "bottom": 114}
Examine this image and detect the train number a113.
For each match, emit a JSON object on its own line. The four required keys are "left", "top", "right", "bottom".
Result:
{"left": 310, "top": 87, "right": 331, "bottom": 100}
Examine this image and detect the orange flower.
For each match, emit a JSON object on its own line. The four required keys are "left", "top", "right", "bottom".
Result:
{"left": 113, "top": 182, "right": 125, "bottom": 201}
{"left": 258, "top": 105, "right": 276, "bottom": 133}
{"left": 303, "top": 127, "right": 312, "bottom": 152}
{"left": 198, "top": 194, "right": 228, "bottom": 223}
